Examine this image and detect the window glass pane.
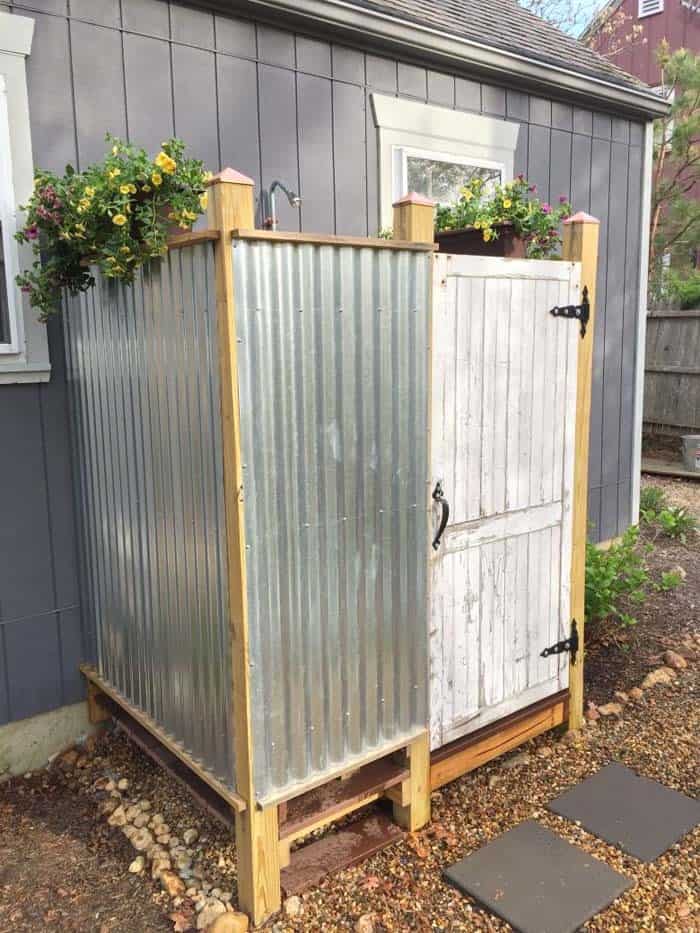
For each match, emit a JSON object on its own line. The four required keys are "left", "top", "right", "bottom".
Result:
{"left": 0, "top": 222, "right": 9, "bottom": 344}
{"left": 406, "top": 156, "right": 501, "bottom": 206}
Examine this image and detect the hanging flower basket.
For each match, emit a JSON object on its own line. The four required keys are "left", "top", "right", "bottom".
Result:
{"left": 15, "top": 134, "right": 210, "bottom": 320}
{"left": 435, "top": 221, "right": 526, "bottom": 258}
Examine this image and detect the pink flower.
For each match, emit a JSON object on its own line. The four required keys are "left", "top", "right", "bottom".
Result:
{"left": 529, "top": 184, "right": 538, "bottom": 193}
{"left": 559, "top": 195, "right": 568, "bottom": 204}
{"left": 517, "top": 173, "right": 525, "bottom": 181}
{"left": 542, "top": 203, "right": 552, "bottom": 214}
{"left": 21, "top": 285, "right": 32, "bottom": 293}
{"left": 25, "top": 225, "right": 39, "bottom": 239}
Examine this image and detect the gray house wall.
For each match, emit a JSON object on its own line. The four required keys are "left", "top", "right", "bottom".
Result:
{"left": 0, "top": 0, "right": 645, "bottom": 726}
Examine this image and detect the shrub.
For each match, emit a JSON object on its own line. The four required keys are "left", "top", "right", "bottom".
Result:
{"left": 15, "top": 134, "right": 209, "bottom": 320}
{"left": 585, "top": 526, "right": 650, "bottom": 626}
{"left": 669, "top": 271, "right": 700, "bottom": 310}
{"left": 657, "top": 506, "right": 698, "bottom": 543}
{"left": 639, "top": 485, "right": 668, "bottom": 518}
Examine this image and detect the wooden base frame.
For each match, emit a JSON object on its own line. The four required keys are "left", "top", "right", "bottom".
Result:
{"left": 430, "top": 691, "right": 569, "bottom": 790}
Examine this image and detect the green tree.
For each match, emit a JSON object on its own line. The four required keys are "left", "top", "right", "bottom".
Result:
{"left": 650, "top": 43, "right": 700, "bottom": 276}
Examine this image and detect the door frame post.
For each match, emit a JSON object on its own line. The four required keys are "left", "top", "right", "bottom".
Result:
{"left": 390, "top": 191, "right": 434, "bottom": 833}
{"left": 562, "top": 211, "right": 600, "bottom": 731}
{"left": 207, "top": 169, "right": 282, "bottom": 925}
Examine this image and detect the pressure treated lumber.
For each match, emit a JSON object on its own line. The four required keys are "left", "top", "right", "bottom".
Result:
{"left": 206, "top": 168, "right": 281, "bottom": 925}
{"left": 562, "top": 212, "right": 600, "bottom": 731}
{"left": 80, "top": 666, "right": 246, "bottom": 812}
{"left": 430, "top": 692, "right": 568, "bottom": 790}
{"left": 392, "top": 192, "right": 436, "bottom": 244}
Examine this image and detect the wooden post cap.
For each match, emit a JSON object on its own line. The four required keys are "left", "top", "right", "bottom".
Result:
{"left": 206, "top": 167, "right": 255, "bottom": 187}
{"left": 392, "top": 191, "right": 436, "bottom": 208}
{"left": 564, "top": 211, "right": 600, "bottom": 225}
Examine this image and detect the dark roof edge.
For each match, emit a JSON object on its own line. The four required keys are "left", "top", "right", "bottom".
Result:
{"left": 233, "top": 0, "right": 670, "bottom": 118}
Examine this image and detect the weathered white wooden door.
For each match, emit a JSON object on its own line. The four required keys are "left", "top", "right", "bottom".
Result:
{"left": 430, "top": 254, "right": 580, "bottom": 749}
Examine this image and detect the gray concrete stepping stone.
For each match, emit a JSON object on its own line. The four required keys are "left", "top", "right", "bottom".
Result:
{"left": 548, "top": 762, "right": 700, "bottom": 862}
{"left": 443, "top": 820, "right": 632, "bottom": 933}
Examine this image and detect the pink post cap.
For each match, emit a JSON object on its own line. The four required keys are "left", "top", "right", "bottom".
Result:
{"left": 206, "top": 167, "right": 255, "bottom": 187}
{"left": 563, "top": 211, "right": 600, "bottom": 225}
{"left": 392, "top": 191, "right": 436, "bottom": 208}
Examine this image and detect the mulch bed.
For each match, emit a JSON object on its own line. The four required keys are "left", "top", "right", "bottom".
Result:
{"left": 585, "top": 475, "right": 700, "bottom": 706}
{"left": 0, "top": 475, "right": 697, "bottom": 932}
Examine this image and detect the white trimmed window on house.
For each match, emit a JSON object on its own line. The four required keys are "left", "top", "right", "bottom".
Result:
{"left": 0, "top": 11, "right": 50, "bottom": 384}
{"left": 371, "top": 94, "right": 520, "bottom": 230}
{"left": 638, "top": 0, "right": 664, "bottom": 18}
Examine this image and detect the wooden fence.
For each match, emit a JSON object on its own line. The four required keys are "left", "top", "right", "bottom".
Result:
{"left": 644, "top": 309, "right": 700, "bottom": 434}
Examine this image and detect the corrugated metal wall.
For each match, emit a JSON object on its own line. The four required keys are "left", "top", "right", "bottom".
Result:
{"left": 234, "top": 240, "right": 431, "bottom": 801}
{"left": 644, "top": 310, "right": 700, "bottom": 433}
{"left": 2, "top": 0, "right": 647, "bottom": 726}
{"left": 63, "top": 244, "right": 235, "bottom": 789}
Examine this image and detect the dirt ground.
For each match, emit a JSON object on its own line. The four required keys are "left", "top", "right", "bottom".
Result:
{"left": 0, "top": 475, "right": 697, "bottom": 933}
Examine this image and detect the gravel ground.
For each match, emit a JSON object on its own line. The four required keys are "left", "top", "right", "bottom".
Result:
{"left": 0, "top": 479, "right": 697, "bottom": 933}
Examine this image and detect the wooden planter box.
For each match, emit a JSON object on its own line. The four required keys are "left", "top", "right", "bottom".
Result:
{"left": 435, "top": 221, "right": 526, "bottom": 258}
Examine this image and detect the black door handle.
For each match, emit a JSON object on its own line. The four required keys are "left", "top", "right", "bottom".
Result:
{"left": 432, "top": 481, "right": 449, "bottom": 551}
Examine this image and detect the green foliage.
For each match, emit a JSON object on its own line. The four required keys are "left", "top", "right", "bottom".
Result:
{"left": 658, "top": 569, "right": 684, "bottom": 592}
{"left": 649, "top": 43, "right": 700, "bottom": 278}
{"left": 657, "top": 506, "right": 698, "bottom": 543}
{"left": 434, "top": 175, "right": 572, "bottom": 259}
{"left": 585, "top": 526, "right": 650, "bottom": 626}
{"left": 639, "top": 485, "right": 668, "bottom": 522}
{"left": 15, "top": 135, "right": 209, "bottom": 320}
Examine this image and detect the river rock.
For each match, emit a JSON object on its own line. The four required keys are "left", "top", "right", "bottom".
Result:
{"left": 207, "top": 913, "right": 249, "bottom": 933}
{"left": 598, "top": 702, "right": 623, "bottom": 717}
{"left": 117, "top": 778, "right": 129, "bottom": 791}
{"left": 128, "top": 856, "right": 145, "bottom": 874}
{"left": 663, "top": 650, "right": 687, "bottom": 670}
{"left": 160, "top": 870, "right": 186, "bottom": 898}
{"left": 629, "top": 687, "right": 644, "bottom": 700}
{"left": 284, "top": 895, "right": 303, "bottom": 918}
{"left": 196, "top": 900, "right": 226, "bottom": 929}
{"left": 107, "top": 805, "right": 127, "bottom": 827}
{"left": 642, "top": 667, "right": 674, "bottom": 689}
{"left": 131, "top": 828, "right": 154, "bottom": 852}
{"left": 183, "top": 828, "right": 199, "bottom": 845}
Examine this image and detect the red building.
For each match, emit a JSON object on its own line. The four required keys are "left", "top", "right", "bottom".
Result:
{"left": 584, "top": 0, "right": 699, "bottom": 86}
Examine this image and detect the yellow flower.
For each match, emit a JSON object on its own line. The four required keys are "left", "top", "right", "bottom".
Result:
{"left": 151, "top": 172, "right": 162, "bottom": 187}
{"left": 463, "top": 190, "right": 473, "bottom": 201}
{"left": 483, "top": 230, "right": 492, "bottom": 242}
{"left": 107, "top": 257, "right": 117, "bottom": 263}
{"left": 155, "top": 151, "right": 176, "bottom": 174}
{"left": 107, "top": 168, "right": 121, "bottom": 179}
{"left": 183, "top": 210, "right": 197, "bottom": 221}
{"left": 503, "top": 198, "right": 512, "bottom": 209}
{"left": 112, "top": 213, "right": 127, "bottom": 226}
{"left": 119, "top": 245, "right": 131, "bottom": 254}
{"left": 142, "top": 185, "right": 151, "bottom": 193}
{"left": 112, "top": 145, "right": 119, "bottom": 155}
{"left": 199, "top": 191, "right": 208, "bottom": 210}
{"left": 120, "top": 184, "right": 131, "bottom": 195}
{"left": 59, "top": 230, "right": 72, "bottom": 240}
{"left": 473, "top": 220, "right": 481, "bottom": 229}
{"left": 84, "top": 186, "right": 96, "bottom": 197}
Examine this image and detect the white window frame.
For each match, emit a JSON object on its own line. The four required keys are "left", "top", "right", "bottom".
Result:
{"left": 0, "top": 11, "right": 50, "bottom": 384}
{"left": 393, "top": 143, "right": 505, "bottom": 207}
{"left": 371, "top": 93, "right": 520, "bottom": 230}
{"left": 0, "top": 73, "right": 22, "bottom": 354}
{"left": 638, "top": 0, "right": 664, "bottom": 18}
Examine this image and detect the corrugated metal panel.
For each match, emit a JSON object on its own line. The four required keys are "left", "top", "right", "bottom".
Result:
{"left": 63, "top": 244, "right": 234, "bottom": 789}
{"left": 233, "top": 239, "right": 431, "bottom": 803}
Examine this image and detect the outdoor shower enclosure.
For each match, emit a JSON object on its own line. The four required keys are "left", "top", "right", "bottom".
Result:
{"left": 66, "top": 173, "right": 598, "bottom": 924}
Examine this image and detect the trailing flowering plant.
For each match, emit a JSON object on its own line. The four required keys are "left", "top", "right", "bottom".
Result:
{"left": 15, "top": 135, "right": 210, "bottom": 320}
{"left": 435, "top": 174, "right": 571, "bottom": 258}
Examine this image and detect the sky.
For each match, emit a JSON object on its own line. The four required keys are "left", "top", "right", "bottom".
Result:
{"left": 517, "top": 0, "right": 606, "bottom": 36}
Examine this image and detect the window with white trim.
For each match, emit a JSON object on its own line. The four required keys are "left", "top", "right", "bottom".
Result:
{"left": 639, "top": 0, "right": 664, "bottom": 18}
{"left": 393, "top": 144, "right": 503, "bottom": 208}
{"left": 372, "top": 94, "right": 520, "bottom": 230}
{"left": 0, "top": 74, "right": 21, "bottom": 353}
{"left": 0, "top": 10, "right": 50, "bottom": 384}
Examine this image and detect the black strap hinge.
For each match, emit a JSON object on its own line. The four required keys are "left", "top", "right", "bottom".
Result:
{"left": 541, "top": 619, "right": 579, "bottom": 665}
{"left": 550, "top": 286, "right": 590, "bottom": 339}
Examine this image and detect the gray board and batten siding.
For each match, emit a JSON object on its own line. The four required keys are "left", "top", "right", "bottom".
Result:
{"left": 1, "top": 0, "right": 645, "bottom": 727}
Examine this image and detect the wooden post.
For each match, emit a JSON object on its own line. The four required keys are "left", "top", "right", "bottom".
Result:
{"left": 390, "top": 193, "right": 433, "bottom": 833}
{"left": 206, "top": 169, "right": 282, "bottom": 924}
{"left": 392, "top": 192, "right": 436, "bottom": 244}
{"left": 562, "top": 211, "right": 600, "bottom": 731}
{"left": 392, "top": 733, "right": 432, "bottom": 832}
